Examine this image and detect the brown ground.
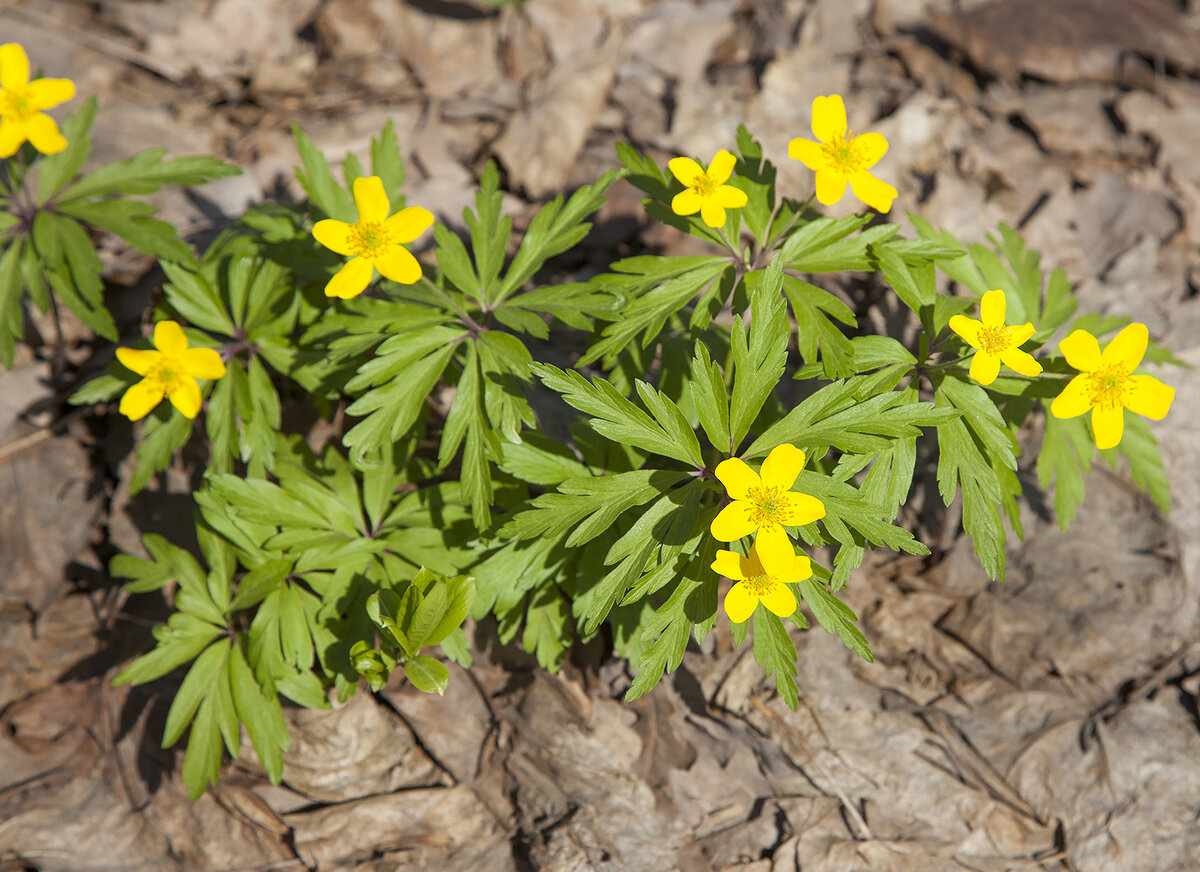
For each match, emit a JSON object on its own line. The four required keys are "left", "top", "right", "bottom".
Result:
{"left": 2, "top": 0, "right": 1200, "bottom": 870}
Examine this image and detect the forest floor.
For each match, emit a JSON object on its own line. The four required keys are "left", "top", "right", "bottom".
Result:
{"left": 2, "top": 0, "right": 1200, "bottom": 870}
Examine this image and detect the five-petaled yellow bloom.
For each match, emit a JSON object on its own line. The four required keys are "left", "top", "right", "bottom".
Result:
{"left": 711, "top": 444, "right": 825, "bottom": 574}
{"left": 948, "top": 289, "right": 1042, "bottom": 386}
{"left": 0, "top": 43, "right": 76, "bottom": 158}
{"left": 1050, "top": 323, "right": 1175, "bottom": 450}
{"left": 713, "top": 541, "right": 811, "bottom": 624}
{"left": 668, "top": 149, "right": 748, "bottom": 229}
{"left": 116, "top": 321, "right": 226, "bottom": 421}
{"left": 787, "top": 94, "right": 897, "bottom": 213}
{"left": 312, "top": 175, "right": 434, "bottom": 299}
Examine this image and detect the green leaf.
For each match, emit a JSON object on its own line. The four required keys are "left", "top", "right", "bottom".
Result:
{"left": 782, "top": 276, "right": 856, "bottom": 379}
{"left": 405, "top": 655, "right": 450, "bottom": 695}
{"left": 293, "top": 125, "right": 355, "bottom": 221}
{"left": 57, "top": 199, "right": 192, "bottom": 262}
{"left": 689, "top": 342, "right": 731, "bottom": 454}
{"left": 780, "top": 214, "right": 871, "bottom": 264}
{"left": 37, "top": 98, "right": 96, "bottom": 202}
{"left": 522, "top": 586, "right": 573, "bottom": 671}
{"left": 752, "top": 608, "right": 799, "bottom": 708}
{"left": 370, "top": 120, "right": 406, "bottom": 206}
{"left": 228, "top": 641, "right": 288, "bottom": 784}
{"left": 797, "top": 577, "right": 872, "bottom": 662}
{"left": 0, "top": 239, "right": 26, "bottom": 368}
{"left": 789, "top": 223, "right": 898, "bottom": 272}
{"left": 1035, "top": 411, "right": 1092, "bottom": 529}
{"left": 730, "top": 257, "right": 788, "bottom": 448}
{"left": 1108, "top": 414, "right": 1170, "bottom": 514}
{"left": 60, "top": 151, "right": 238, "bottom": 201}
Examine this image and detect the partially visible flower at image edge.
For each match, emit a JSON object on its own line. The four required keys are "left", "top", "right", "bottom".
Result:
{"left": 116, "top": 321, "right": 226, "bottom": 421}
{"left": 712, "top": 541, "right": 812, "bottom": 624}
{"left": 948, "top": 288, "right": 1042, "bottom": 386}
{"left": 0, "top": 43, "right": 76, "bottom": 158}
{"left": 668, "top": 149, "right": 748, "bottom": 229}
{"left": 710, "top": 443, "right": 826, "bottom": 575}
{"left": 787, "top": 94, "right": 897, "bottom": 213}
{"left": 312, "top": 175, "right": 434, "bottom": 299}
{"left": 1049, "top": 323, "right": 1174, "bottom": 450}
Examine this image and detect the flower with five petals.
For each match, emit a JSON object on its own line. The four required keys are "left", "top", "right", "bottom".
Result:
{"left": 1050, "top": 323, "right": 1175, "bottom": 450}
{"left": 712, "top": 541, "right": 811, "bottom": 624}
{"left": 0, "top": 43, "right": 75, "bottom": 158}
{"left": 116, "top": 321, "right": 226, "bottom": 421}
{"left": 787, "top": 94, "right": 897, "bottom": 213}
{"left": 312, "top": 175, "right": 434, "bottom": 299}
{"left": 668, "top": 149, "right": 748, "bottom": 229}
{"left": 711, "top": 444, "right": 825, "bottom": 574}
{"left": 948, "top": 289, "right": 1042, "bottom": 386}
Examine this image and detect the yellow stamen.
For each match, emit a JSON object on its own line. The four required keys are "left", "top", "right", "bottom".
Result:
{"left": 0, "top": 85, "right": 36, "bottom": 121}
{"left": 977, "top": 325, "right": 1011, "bottom": 355}
{"left": 821, "top": 131, "right": 866, "bottom": 175}
{"left": 746, "top": 485, "right": 794, "bottom": 527}
{"left": 740, "top": 574, "right": 774, "bottom": 597}
{"left": 348, "top": 221, "right": 391, "bottom": 258}
{"left": 1086, "top": 364, "right": 1131, "bottom": 410}
{"left": 690, "top": 172, "right": 719, "bottom": 198}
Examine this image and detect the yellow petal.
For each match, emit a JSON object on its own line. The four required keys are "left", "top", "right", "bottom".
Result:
{"left": 782, "top": 492, "right": 825, "bottom": 526}
{"left": 787, "top": 552, "right": 814, "bottom": 583}
{"left": 325, "top": 256, "right": 374, "bottom": 299}
{"left": 153, "top": 320, "right": 189, "bottom": 357}
{"left": 980, "top": 289, "right": 1006, "bottom": 326}
{"left": 714, "top": 457, "right": 759, "bottom": 499}
{"left": 1008, "top": 322, "right": 1036, "bottom": 347}
{"left": 1091, "top": 404, "right": 1123, "bottom": 450}
{"left": 814, "top": 168, "right": 847, "bottom": 206}
{"left": 754, "top": 525, "right": 796, "bottom": 575}
{"left": 313, "top": 218, "right": 356, "bottom": 255}
{"left": 969, "top": 351, "right": 1001, "bottom": 385}
{"left": 23, "top": 113, "right": 66, "bottom": 155}
{"left": 671, "top": 189, "right": 702, "bottom": 217}
{"left": 1059, "top": 329, "right": 1101, "bottom": 372}
{"left": 713, "top": 184, "right": 748, "bottom": 208}
{"left": 848, "top": 170, "right": 897, "bottom": 213}
{"left": 999, "top": 347, "right": 1042, "bottom": 377}
{"left": 28, "top": 77, "right": 75, "bottom": 110}
{"left": 787, "top": 137, "right": 825, "bottom": 170}
{"left": 667, "top": 157, "right": 704, "bottom": 186}
{"left": 385, "top": 206, "right": 434, "bottom": 244}
{"left": 948, "top": 315, "right": 981, "bottom": 348}
{"left": 707, "top": 149, "right": 736, "bottom": 184}
{"left": 119, "top": 378, "right": 165, "bottom": 421}
{"left": 115, "top": 347, "right": 162, "bottom": 377}
{"left": 811, "top": 94, "right": 847, "bottom": 143}
{"left": 0, "top": 43, "right": 30, "bottom": 89}
{"left": 1126, "top": 375, "right": 1174, "bottom": 421}
{"left": 0, "top": 119, "right": 26, "bottom": 158}
{"left": 711, "top": 501, "right": 757, "bottom": 542}
{"left": 852, "top": 131, "right": 888, "bottom": 166}
{"left": 711, "top": 549, "right": 747, "bottom": 581}
{"left": 1101, "top": 322, "right": 1148, "bottom": 372}
{"left": 699, "top": 202, "right": 726, "bottom": 228}
{"left": 167, "top": 377, "right": 202, "bottom": 419}
{"left": 723, "top": 582, "right": 758, "bottom": 624}
{"left": 181, "top": 347, "right": 226, "bottom": 380}
{"left": 744, "top": 544, "right": 768, "bottom": 577}
{"left": 760, "top": 443, "right": 806, "bottom": 492}
{"left": 352, "top": 175, "right": 389, "bottom": 223}
{"left": 760, "top": 583, "right": 797, "bottom": 618}
{"left": 373, "top": 245, "right": 422, "bottom": 285}
{"left": 1050, "top": 373, "right": 1093, "bottom": 419}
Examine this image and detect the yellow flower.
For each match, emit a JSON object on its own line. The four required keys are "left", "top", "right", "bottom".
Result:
{"left": 713, "top": 541, "right": 812, "bottom": 624}
{"left": 1050, "top": 323, "right": 1175, "bottom": 450}
{"left": 0, "top": 43, "right": 76, "bottom": 158}
{"left": 711, "top": 444, "right": 825, "bottom": 574}
{"left": 948, "top": 289, "right": 1043, "bottom": 386}
{"left": 115, "top": 321, "right": 226, "bottom": 421}
{"left": 787, "top": 94, "right": 897, "bottom": 213}
{"left": 312, "top": 175, "right": 434, "bottom": 299}
{"left": 667, "top": 149, "right": 748, "bottom": 229}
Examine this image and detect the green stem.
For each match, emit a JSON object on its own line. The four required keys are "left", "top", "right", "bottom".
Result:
{"left": 420, "top": 276, "right": 484, "bottom": 333}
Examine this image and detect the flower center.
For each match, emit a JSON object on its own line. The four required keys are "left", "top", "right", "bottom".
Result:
{"left": 977, "top": 324, "right": 1011, "bottom": 355}
{"left": 0, "top": 85, "right": 36, "bottom": 121}
{"left": 690, "top": 171, "right": 720, "bottom": 199}
{"left": 821, "top": 132, "right": 866, "bottom": 175}
{"left": 746, "top": 485, "right": 792, "bottom": 527}
{"left": 348, "top": 221, "right": 391, "bottom": 258}
{"left": 1086, "top": 364, "right": 1131, "bottom": 410}
{"left": 741, "top": 573, "right": 775, "bottom": 598}
{"left": 148, "top": 357, "right": 185, "bottom": 388}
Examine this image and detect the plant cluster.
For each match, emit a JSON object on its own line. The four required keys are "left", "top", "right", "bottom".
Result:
{"left": 1, "top": 43, "right": 1181, "bottom": 799}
